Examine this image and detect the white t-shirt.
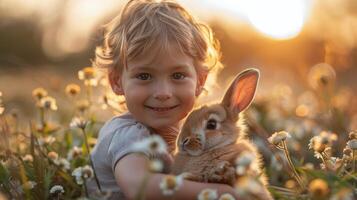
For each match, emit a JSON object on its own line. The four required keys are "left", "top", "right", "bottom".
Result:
{"left": 88, "top": 112, "right": 173, "bottom": 199}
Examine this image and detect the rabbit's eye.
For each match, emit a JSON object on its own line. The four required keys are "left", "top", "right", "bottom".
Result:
{"left": 206, "top": 119, "right": 217, "bottom": 130}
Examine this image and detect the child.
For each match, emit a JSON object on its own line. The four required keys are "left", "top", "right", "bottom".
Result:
{"left": 90, "top": 0, "right": 239, "bottom": 199}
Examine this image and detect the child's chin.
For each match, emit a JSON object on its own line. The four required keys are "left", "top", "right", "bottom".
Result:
{"left": 148, "top": 119, "right": 175, "bottom": 129}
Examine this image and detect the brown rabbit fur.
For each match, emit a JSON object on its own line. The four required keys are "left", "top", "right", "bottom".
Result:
{"left": 172, "top": 69, "right": 272, "bottom": 199}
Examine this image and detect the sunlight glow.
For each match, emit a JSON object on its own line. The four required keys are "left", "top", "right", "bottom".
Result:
{"left": 244, "top": 0, "right": 309, "bottom": 39}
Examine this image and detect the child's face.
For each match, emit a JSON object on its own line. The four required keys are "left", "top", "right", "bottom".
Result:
{"left": 111, "top": 44, "right": 205, "bottom": 129}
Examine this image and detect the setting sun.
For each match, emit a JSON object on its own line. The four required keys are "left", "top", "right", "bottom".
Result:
{"left": 244, "top": 0, "right": 310, "bottom": 39}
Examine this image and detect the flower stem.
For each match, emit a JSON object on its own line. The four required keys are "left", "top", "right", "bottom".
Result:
{"left": 83, "top": 179, "right": 89, "bottom": 198}
{"left": 282, "top": 141, "right": 305, "bottom": 190}
{"left": 353, "top": 150, "right": 356, "bottom": 173}
{"left": 81, "top": 128, "right": 90, "bottom": 156}
{"left": 39, "top": 107, "right": 46, "bottom": 132}
{"left": 81, "top": 128, "right": 102, "bottom": 192}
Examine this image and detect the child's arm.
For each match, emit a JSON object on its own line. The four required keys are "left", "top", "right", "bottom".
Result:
{"left": 115, "top": 153, "right": 241, "bottom": 200}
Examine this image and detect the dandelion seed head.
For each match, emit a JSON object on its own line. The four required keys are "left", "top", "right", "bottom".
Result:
{"left": 49, "top": 185, "right": 64, "bottom": 195}
{"left": 159, "top": 175, "right": 183, "bottom": 196}
{"left": 82, "top": 165, "right": 94, "bottom": 179}
{"left": 65, "top": 84, "right": 81, "bottom": 97}
{"left": 32, "top": 88, "right": 48, "bottom": 101}
{"left": 268, "top": 131, "right": 290, "bottom": 145}
{"left": 39, "top": 96, "right": 57, "bottom": 110}
{"left": 198, "top": 188, "right": 218, "bottom": 200}
{"left": 308, "top": 179, "right": 329, "bottom": 198}
{"left": 308, "top": 63, "right": 336, "bottom": 91}
{"left": 47, "top": 151, "right": 59, "bottom": 160}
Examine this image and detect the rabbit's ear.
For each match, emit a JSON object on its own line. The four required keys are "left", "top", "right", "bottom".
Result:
{"left": 221, "top": 68, "right": 260, "bottom": 116}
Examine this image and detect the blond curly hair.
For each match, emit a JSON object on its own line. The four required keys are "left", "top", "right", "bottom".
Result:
{"left": 95, "top": 0, "right": 222, "bottom": 78}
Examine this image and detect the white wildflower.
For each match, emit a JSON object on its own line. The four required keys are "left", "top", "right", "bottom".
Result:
{"left": 149, "top": 159, "right": 163, "bottom": 172}
{"left": 132, "top": 135, "right": 167, "bottom": 156}
{"left": 82, "top": 165, "right": 94, "bottom": 179}
{"left": 32, "top": 88, "right": 48, "bottom": 101}
{"left": 219, "top": 193, "right": 236, "bottom": 200}
{"left": 55, "top": 158, "right": 70, "bottom": 170}
{"left": 70, "top": 117, "right": 88, "bottom": 129}
{"left": 47, "top": 151, "right": 59, "bottom": 160}
{"left": 347, "top": 139, "right": 357, "bottom": 150}
{"left": 235, "top": 176, "right": 262, "bottom": 197}
{"left": 268, "top": 131, "right": 290, "bottom": 145}
{"left": 159, "top": 175, "right": 183, "bottom": 196}
{"left": 22, "top": 154, "right": 33, "bottom": 162}
{"left": 198, "top": 188, "right": 218, "bottom": 200}
{"left": 72, "top": 167, "right": 84, "bottom": 185}
{"left": 235, "top": 151, "right": 256, "bottom": 175}
{"left": 38, "top": 136, "right": 56, "bottom": 146}
{"left": 39, "top": 96, "right": 57, "bottom": 110}
{"left": 349, "top": 130, "right": 357, "bottom": 140}
{"left": 67, "top": 146, "right": 83, "bottom": 161}
{"left": 50, "top": 185, "right": 64, "bottom": 195}
{"left": 72, "top": 165, "right": 93, "bottom": 185}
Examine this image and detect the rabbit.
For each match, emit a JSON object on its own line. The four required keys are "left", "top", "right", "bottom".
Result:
{"left": 171, "top": 68, "right": 273, "bottom": 200}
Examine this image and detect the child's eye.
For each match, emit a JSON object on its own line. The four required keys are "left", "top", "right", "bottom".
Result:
{"left": 136, "top": 73, "right": 151, "bottom": 80}
{"left": 172, "top": 72, "right": 186, "bottom": 80}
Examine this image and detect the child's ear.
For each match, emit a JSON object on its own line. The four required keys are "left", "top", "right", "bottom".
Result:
{"left": 108, "top": 68, "right": 124, "bottom": 95}
{"left": 195, "top": 69, "right": 208, "bottom": 96}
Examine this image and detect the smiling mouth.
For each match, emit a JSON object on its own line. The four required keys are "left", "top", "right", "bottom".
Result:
{"left": 145, "top": 105, "right": 179, "bottom": 112}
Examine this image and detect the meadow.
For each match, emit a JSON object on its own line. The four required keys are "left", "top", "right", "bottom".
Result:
{"left": 0, "top": 64, "right": 356, "bottom": 200}
{"left": 1, "top": 0, "right": 357, "bottom": 199}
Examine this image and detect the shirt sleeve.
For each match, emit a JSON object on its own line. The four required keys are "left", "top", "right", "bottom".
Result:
{"left": 108, "top": 123, "right": 151, "bottom": 171}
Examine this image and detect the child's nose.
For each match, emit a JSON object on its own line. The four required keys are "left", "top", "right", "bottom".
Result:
{"left": 153, "top": 82, "right": 173, "bottom": 101}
